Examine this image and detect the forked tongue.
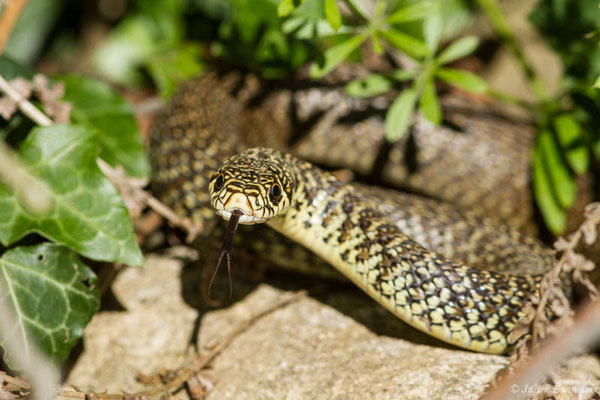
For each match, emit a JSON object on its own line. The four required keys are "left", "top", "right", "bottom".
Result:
{"left": 208, "top": 209, "right": 242, "bottom": 298}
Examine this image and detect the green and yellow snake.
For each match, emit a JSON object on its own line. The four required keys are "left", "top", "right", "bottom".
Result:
{"left": 149, "top": 72, "right": 556, "bottom": 354}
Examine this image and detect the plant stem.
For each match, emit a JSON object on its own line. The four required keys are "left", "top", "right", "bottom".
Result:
{"left": 476, "top": 0, "right": 549, "bottom": 103}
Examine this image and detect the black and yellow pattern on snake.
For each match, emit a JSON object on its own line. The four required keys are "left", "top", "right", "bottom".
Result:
{"left": 150, "top": 73, "right": 556, "bottom": 354}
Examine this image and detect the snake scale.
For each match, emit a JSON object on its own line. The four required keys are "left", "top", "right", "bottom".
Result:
{"left": 149, "top": 72, "right": 556, "bottom": 354}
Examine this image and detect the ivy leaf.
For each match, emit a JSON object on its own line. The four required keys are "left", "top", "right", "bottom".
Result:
{"left": 324, "top": 0, "right": 342, "bottom": 31}
{"left": 385, "top": 88, "right": 417, "bottom": 142}
{"left": 379, "top": 29, "right": 428, "bottom": 59}
{"left": 533, "top": 140, "right": 566, "bottom": 234}
{"left": 538, "top": 128, "right": 576, "bottom": 209}
{"left": 436, "top": 35, "right": 479, "bottom": 65}
{"left": 0, "top": 124, "right": 144, "bottom": 266}
{"left": 346, "top": 74, "right": 392, "bottom": 98}
{"left": 436, "top": 68, "right": 488, "bottom": 93}
{"left": 420, "top": 79, "right": 441, "bottom": 125}
{"left": 386, "top": 0, "right": 437, "bottom": 24}
{"left": 0, "top": 243, "right": 100, "bottom": 363}
{"left": 310, "top": 32, "right": 368, "bottom": 78}
{"left": 553, "top": 114, "right": 589, "bottom": 174}
{"left": 57, "top": 75, "right": 150, "bottom": 178}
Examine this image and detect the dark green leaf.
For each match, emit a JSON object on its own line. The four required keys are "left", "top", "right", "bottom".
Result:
{"left": 436, "top": 68, "right": 488, "bottom": 93}
{"left": 324, "top": 0, "right": 342, "bottom": 31}
{"left": 436, "top": 36, "right": 479, "bottom": 65}
{"left": 0, "top": 124, "right": 144, "bottom": 266}
{"left": 538, "top": 129, "right": 576, "bottom": 208}
{"left": 420, "top": 79, "right": 441, "bottom": 125}
{"left": 345, "top": 74, "right": 392, "bottom": 98}
{"left": 147, "top": 43, "right": 204, "bottom": 99}
{"left": 379, "top": 29, "right": 428, "bottom": 59}
{"left": 0, "top": 243, "right": 100, "bottom": 362}
{"left": 0, "top": 55, "right": 36, "bottom": 80}
{"left": 386, "top": 0, "right": 437, "bottom": 24}
{"left": 553, "top": 114, "right": 589, "bottom": 174}
{"left": 532, "top": 142, "right": 566, "bottom": 234}
{"left": 310, "top": 32, "right": 368, "bottom": 78}
{"left": 57, "top": 75, "right": 151, "bottom": 178}
{"left": 3, "top": 0, "right": 63, "bottom": 64}
{"left": 385, "top": 88, "right": 417, "bottom": 142}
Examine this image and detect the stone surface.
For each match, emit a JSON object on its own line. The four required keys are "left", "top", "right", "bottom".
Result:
{"left": 65, "top": 254, "right": 600, "bottom": 399}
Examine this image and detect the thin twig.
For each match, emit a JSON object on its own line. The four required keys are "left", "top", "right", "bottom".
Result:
{"left": 476, "top": 0, "right": 550, "bottom": 102}
{"left": 482, "top": 297, "right": 600, "bottom": 400}
{"left": 0, "top": 0, "right": 28, "bottom": 56}
{"left": 0, "top": 74, "right": 52, "bottom": 126}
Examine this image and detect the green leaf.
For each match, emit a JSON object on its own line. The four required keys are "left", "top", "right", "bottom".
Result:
{"left": 389, "top": 69, "right": 416, "bottom": 82}
{"left": 594, "top": 75, "right": 600, "bottom": 89}
{"left": 344, "top": 0, "right": 369, "bottom": 20}
{"left": 310, "top": 32, "right": 368, "bottom": 78}
{"left": 436, "top": 36, "right": 479, "bottom": 65}
{"left": 538, "top": 129, "right": 576, "bottom": 208}
{"left": 92, "top": 13, "right": 182, "bottom": 85}
{"left": 385, "top": 88, "right": 417, "bottom": 142}
{"left": 420, "top": 79, "right": 441, "bottom": 125}
{"left": 371, "top": 31, "right": 384, "bottom": 55}
{"left": 553, "top": 114, "right": 589, "bottom": 174}
{"left": 346, "top": 74, "right": 392, "bottom": 98}
{"left": 386, "top": 0, "right": 437, "bottom": 24}
{"left": 423, "top": 11, "right": 443, "bottom": 53}
{"left": 532, "top": 143, "right": 566, "bottom": 234}
{"left": 0, "top": 243, "right": 100, "bottom": 362}
{"left": 0, "top": 124, "right": 144, "bottom": 266}
{"left": 278, "top": 0, "right": 298, "bottom": 17}
{"left": 379, "top": 29, "right": 428, "bottom": 59}
{"left": 324, "top": 0, "right": 342, "bottom": 31}
{"left": 436, "top": 68, "right": 488, "bottom": 93}
{"left": 3, "top": 0, "right": 62, "bottom": 64}
{"left": 147, "top": 43, "right": 204, "bottom": 99}
{"left": 57, "top": 75, "right": 151, "bottom": 178}
{"left": 0, "top": 55, "right": 36, "bottom": 80}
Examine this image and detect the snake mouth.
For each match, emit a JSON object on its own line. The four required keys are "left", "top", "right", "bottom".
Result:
{"left": 216, "top": 209, "right": 269, "bottom": 225}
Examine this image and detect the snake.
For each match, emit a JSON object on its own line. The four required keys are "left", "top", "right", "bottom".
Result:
{"left": 149, "top": 72, "right": 556, "bottom": 354}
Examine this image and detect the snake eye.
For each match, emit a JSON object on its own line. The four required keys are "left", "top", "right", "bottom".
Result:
{"left": 269, "top": 183, "right": 282, "bottom": 203}
{"left": 214, "top": 174, "right": 225, "bottom": 190}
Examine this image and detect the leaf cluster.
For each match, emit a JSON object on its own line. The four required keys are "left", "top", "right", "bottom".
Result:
{"left": 0, "top": 59, "right": 146, "bottom": 364}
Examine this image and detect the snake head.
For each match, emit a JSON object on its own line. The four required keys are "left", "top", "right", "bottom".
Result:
{"left": 209, "top": 148, "right": 295, "bottom": 225}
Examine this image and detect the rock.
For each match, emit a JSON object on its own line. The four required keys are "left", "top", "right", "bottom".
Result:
{"left": 65, "top": 254, "right": 600, "bottom": 399}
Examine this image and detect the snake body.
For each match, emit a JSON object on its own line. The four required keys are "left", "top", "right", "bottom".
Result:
{"left": 150, "top": 73, "right": 556, "bottom": 354}
{"left": 209, "top": 148, "right": 542, "bottom": 354}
